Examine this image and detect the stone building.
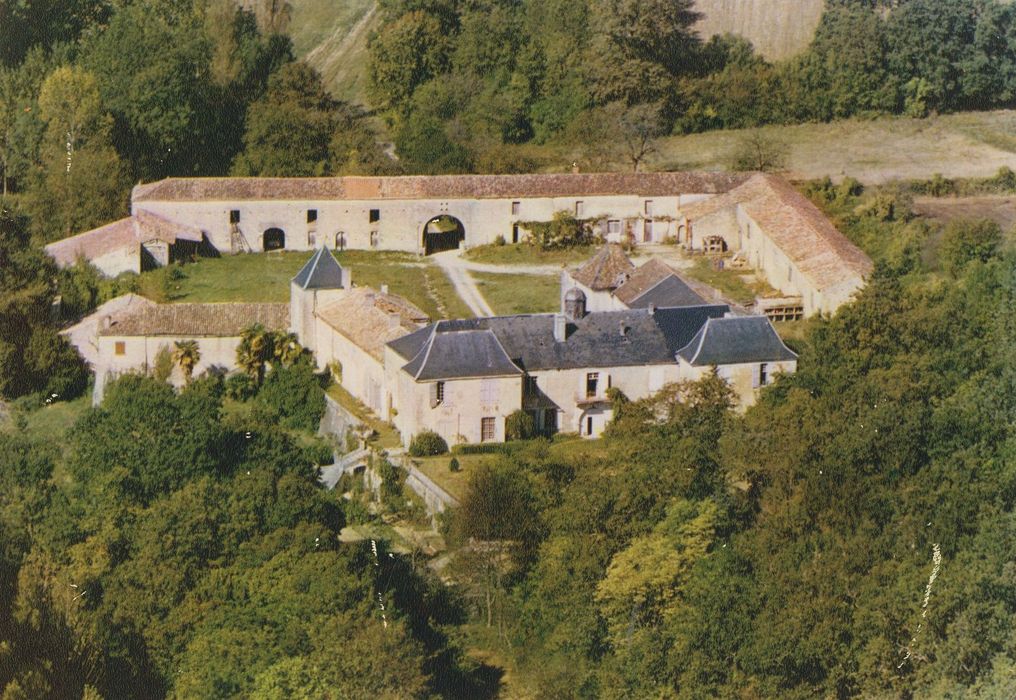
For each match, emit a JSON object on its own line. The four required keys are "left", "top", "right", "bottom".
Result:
{"left": 44, "top": 210, "right": 204, "bottom": 276}
{"left": 89, "top": 301, "right": 289, "bottom": 404}
{"left": 677, "top": 173, "right": 873, "bottom": 317}
{"left": 382, "top": 288, "right": 797, "bottom": 446}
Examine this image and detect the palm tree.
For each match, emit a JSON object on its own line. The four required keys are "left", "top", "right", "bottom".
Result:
{"left": 172, "top": 340, "right": 201, "bottom": 385}
{"left": 272, "top": 331, "right": 304, "bottom": 367}
{"left": 237, "top": 323, "right": 273, "bottom": 384}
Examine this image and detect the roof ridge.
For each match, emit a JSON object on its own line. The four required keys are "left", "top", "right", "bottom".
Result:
{"left": 411, "top": 324, "right": 440, "bottom": 380}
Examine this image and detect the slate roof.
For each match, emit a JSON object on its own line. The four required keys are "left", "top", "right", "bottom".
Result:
{"left": 570, "top": 244, "right": 635, "bottom": 291}
{"left": 98, "top": 302, "right": 289, "bottom": 337}
{"left": 292, "top": 247, "right": 345, "bottom": 290}
{"left": 131, "top": 172, "right": 753, "bottom": 203}
{"left": 316, "top": 287, "right": 429, "bottom": 361}
{"left": 402, "top": 327, "right": 523, "bottom": 381}
{"left": 389, "top": 305, "right": 730, "bottom": 381}
{"left": 614, "top": 259, "right": 706, "bottom": 308}
{"left": 44, "top": 212, "right": 202, "bottom": 267}
{"left": 679, "top": 173, "right": 873, "bottom": 293}
{"left": 677, "top": 316, "right": 798, "bottom": 366}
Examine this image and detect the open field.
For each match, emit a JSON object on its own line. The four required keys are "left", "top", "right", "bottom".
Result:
{"left": 650, "top": 111, "right": 1016, "bottom": 184}
{"left": 511, "top": 110, "right": 1016, "bottom": 186}
{"left": 913, "top": 195, "right": 1016, "bottom": 231}
{"left": 694, "top": 0, "right": 823, "bottom": 61}
{"left": 473, "top": 273, "right": 560, "bottom": 316}
{"left": 138, "top": 250, "right": 470, "bottom": 320}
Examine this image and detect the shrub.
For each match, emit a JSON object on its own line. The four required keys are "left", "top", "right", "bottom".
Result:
{"left": 505, "top": 409, "right": 536, "bottom": 441}
{"left": 493, "top": 234, "right": 506, "bottom": 246}
{"left": 257, "top": 361, "right": 326, "bottom": 432}
{"left": 225, "top": 372, "right": 258, "bottom": 401}
{"left": 939, "top": 220, "right": 1002, "bottom": 276}
{"left": 153, "top": 346, "right": 174, "bottom": 383}
{"left": 409, "top": 430, "right": 448, "bottom": 457}
{"left": 449, "top": 457, "right": 460, "bottom": 472}
{"left": 303, "top": 438, "right": 334, "bottom": 466}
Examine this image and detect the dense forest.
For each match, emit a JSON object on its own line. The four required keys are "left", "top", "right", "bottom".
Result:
{"left": 369, "top": 0, "right": 1016, "bottom": 172}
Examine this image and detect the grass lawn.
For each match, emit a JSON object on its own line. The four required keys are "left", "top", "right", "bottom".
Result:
{"left": 326, "top": 382, "right": 402, "bottom": 450}
{"left": 413, "top": 453, "right": 490, "bottom": 503}
{"left": 679, "top": 255, "right": 777, "bottom": 306}
{"left": 473, "top": 273, "right": 561, "bottom": 315}
{"left": 138, "top": 250, "right": 469, "bottom": 320}
{"left": 463, "top": 243, "right": 594, "bottom": 266}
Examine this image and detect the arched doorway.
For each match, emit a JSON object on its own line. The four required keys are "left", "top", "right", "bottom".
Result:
{"left": 263, "top": 228, "right": 285, "bottom": 251}
{"left": 422, "top": 215, "right": 465, "bottom": 255}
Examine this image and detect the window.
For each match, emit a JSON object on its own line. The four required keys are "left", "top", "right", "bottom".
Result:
{"left": 370, "top": 231, "right": 379, "bottom": 248}
{"left": 644, "top": 200, "right": 653, "bottom": 216}
{"left": 543, "top": 409, "right": 557, "bottom": 434}
{"left": 586, "top": 372, "right": 599, "bottom": 398}
{"left": 575, "top": 200, "right": 584, "bottom": 217}
{"left": 511, "top": 201, "right": 520, "bottom": 216}
{"left": 114, "top": 341, "right": 125, "bottom": 356}
{"left": 480, "top": 379, "right": 498, "bottom": 404}
{"left": 607, "top": 219, "right": 621, "bottom": 235}
{"left": 369, "top": 208, "right": 380, "bottom": 223}
{"left": 760, "top": 363, "right": 768, "bottom": 386}
{"left": 436, "top": 381, "right": 445, "bottom": 404}
{"left": 229, "top": 209, "right": 240, "bottom": 224}
{"left": 481, "top": 417, "right": 496, "bottom": 442}
{"left": 307, "top": 209, "right": 317, "bottom": 223}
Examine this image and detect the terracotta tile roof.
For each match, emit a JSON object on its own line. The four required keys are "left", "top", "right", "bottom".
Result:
{"left": 98, "top": 302, "right": 289, "bottom": 337}
{"left": 316, "top": 287, "right": 429, "bottom": 361}
{"left": 61, "top": 294, "right": 158, "bottom": 366}
{"left": 570, "top": 244, "right": 635, "bottom": 290}
{"left": 680, "top": 174, "right": 873, "bottom": 292}
{"left": 131, "top": 172, "right": 753, "bottom": 203}
{"left": 44, "top": 212, "right": 202, "bottom": 267}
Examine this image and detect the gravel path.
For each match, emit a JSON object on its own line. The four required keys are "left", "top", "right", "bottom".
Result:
{"left": 430, "top": 250, "right": 496, "bottom": 317}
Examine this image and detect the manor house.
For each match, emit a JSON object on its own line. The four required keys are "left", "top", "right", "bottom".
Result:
{"left": 73, "top": 247, "right": 799, "bottom": 443}
{"left": 44, "top": 171, "right": 871, "bottom": 319}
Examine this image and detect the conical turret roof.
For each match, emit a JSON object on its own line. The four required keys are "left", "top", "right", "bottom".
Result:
{"left": 292, "top": 247, "right": 346, "bottom": 290}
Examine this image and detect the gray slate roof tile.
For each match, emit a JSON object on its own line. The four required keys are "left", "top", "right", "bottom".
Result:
{"left": 677, "top": 316, "right": 798, "bottom": 366}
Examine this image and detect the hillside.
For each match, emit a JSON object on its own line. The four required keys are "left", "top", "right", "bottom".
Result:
{"left": 693, "top": 0, "right": 824, "bottom": 60}
{"left": 288, "top": 0, "right": 377, "bottom": 104}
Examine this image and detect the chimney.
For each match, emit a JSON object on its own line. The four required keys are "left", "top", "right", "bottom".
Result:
{"left": 381, "top": 283, "right": 389, "bottom": 295}
{"left": 102, "top": 315, "right": 111, "bottom": 330}
{"left": 553, "top": 314, "right": 567, "bottom": 343}
{"left": 571, "top": 162, "right": 580, "bottom": 174}
{"left": 647, "top": 302, "right": 656, "bottom": 315}
{"left": 619, "top": 321, "right": 629, "bottom": 339}
{"left": 388, "top": 311, "right": 401, "bottom": 330}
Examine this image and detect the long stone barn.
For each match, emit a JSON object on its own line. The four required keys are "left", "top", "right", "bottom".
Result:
{"left": 45, "top": 171, "right": 872, "bottom": 318}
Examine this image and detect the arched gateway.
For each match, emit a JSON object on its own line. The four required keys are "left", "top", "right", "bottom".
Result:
{"left": 422, "top": 215, "right": 465, "bottom": 255}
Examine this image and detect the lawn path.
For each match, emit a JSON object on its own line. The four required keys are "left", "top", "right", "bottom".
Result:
{"left": 431, "top": 250, "right": 495, "bottom": 317}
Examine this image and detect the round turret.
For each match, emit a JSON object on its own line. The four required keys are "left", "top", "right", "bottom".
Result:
{"left": 564, "top": 287, "right": 587, "bottom": 320}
